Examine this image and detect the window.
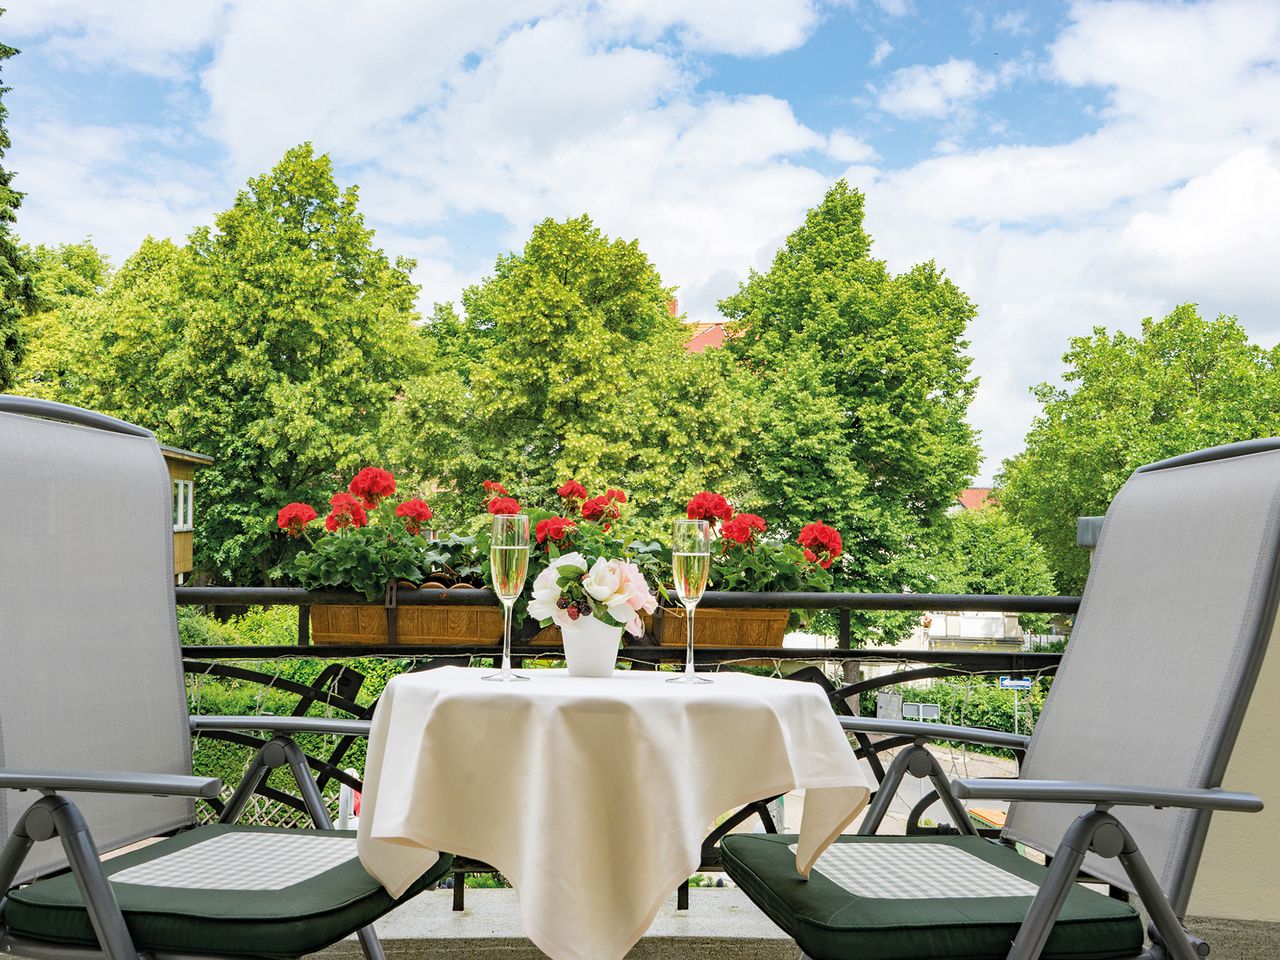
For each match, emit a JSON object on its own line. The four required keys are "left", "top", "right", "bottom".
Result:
{"left": 173, "top": 479, "right": 194, "bottom": 532}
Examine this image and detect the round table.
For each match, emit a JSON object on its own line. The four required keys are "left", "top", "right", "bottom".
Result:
{"left": 357, "top": 666, "right": 869, "bottom": 960}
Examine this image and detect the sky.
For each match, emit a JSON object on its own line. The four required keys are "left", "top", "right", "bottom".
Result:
{"left": 7, "top": 0, "right": 1280, "bottom": 481}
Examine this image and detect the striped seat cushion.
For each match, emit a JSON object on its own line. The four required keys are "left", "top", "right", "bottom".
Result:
{"left": 3, "top": 824, "right": 452, "bottom": 958}
{"left": 789, "top": 839, "right": 1041, "bottom": 899}
{"left": 722, "top": 834, "right": 1142, "bottom": 960}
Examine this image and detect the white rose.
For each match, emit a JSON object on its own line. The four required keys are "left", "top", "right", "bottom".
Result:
{"left": 583, "top": 557, "right": 628, "bottom": 604}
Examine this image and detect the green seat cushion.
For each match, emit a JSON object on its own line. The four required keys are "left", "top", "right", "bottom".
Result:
{"left": 721, "top": 833, "right": 1142, "bottom": 960}
{"left": 3, "top": 824, "right": 453, "bottom": 958}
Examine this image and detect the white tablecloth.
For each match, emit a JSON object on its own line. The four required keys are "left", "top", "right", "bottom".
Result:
{"left": 357, "top": 667, "right": 869, "bottom": 960}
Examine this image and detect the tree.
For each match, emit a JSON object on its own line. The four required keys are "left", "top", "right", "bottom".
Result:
{"left": 390, "top": 215, "right": 751, "bottom": 532}
{"left": 0, "top": 29, "right": 33, "bottom": 391}
{"left": 720, "top": 180, "right": 980, "bottom": 642}
{"left": 998, "top": 304, "right": 1280, "bottom": 594}
{"left": 13, "top": 241, "right": 112, "bottom": 401}
{"left": 20, "top": 145, "right": 427, "bottom": 583}
{"left": 933, "top": 507, "right": 1057, "bottom": 631}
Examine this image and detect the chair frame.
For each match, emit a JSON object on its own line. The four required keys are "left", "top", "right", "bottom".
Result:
{"left": 0, "top": 398, "right": 401, "bottom": 960}
{"left": 835, "top": 717, "right": 1263, "bottom": 960}
{"left": 0, "top": 717, "right": 387, "bottom": 960}
{"left": 813, "top": 440, "right": 1280, "bottom": 959}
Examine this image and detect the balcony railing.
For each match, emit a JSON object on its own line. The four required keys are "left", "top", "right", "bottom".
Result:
{"left": 175, "top": 586, "right": 1076, "bottom": 668}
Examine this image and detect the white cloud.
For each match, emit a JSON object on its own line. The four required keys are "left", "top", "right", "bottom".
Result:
{"left": 870, "top": 38, "right": 893, "bottom": 67}
{"left": 873, "top": 0, "right": 913, "bottom": 16}
{"left": 878, "top": 59, "right": 999, "bottom": 119}
{"left": 827, "top": 131, "right": 878, "bottom": 163}
{"left": 9, "top": 121, "right": 223, "bottom": 256}
{"left": 1120, "top": 146, "right": 1280, "bottom": 316}
{"left": 597, "top": 0, "right": 823, "bottom": 55}
{"left": 201, "top": 0, "right": 565, "bottom": 178}
{"left": 6, "top": 0, "right": 230, "bottom": 77}
{"left": 993, "top": 10, "right": 1032, "bottom": 36}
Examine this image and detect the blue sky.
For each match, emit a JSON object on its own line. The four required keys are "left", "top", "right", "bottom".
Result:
{"left": 7, "top": 1, "right": 1280, "bottom": 479}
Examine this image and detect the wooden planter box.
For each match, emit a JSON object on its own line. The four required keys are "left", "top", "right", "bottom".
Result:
{"left": 310, "top": 586, "right": 504, "bottom": 646}
{"left": 642, "top": 606, "right": 789, "bottom": 648}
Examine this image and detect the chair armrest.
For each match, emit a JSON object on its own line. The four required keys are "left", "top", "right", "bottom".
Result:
{"left": 952, "top": 778, "right": 1263, "bottom": 813}
{"left": 0, "top": 769, "right": 222, "bottom": 799}
{"left": 840, "top": 716, "right": 1031, "bottom": 750}
{"left": 190, "top": 715, "right": 372, "bottom": 737}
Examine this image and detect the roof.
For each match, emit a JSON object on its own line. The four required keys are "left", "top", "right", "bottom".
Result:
{"left": 685, "top": 322, "right": 728, "bottom": 354}
{"left": 957, "top": 487, "right": 994, "bottom": 511}
{"left": 160, "top": 445, "right": 214, "bottom": 467}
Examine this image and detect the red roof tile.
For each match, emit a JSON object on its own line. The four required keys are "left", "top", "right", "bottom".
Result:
{"left": 957, "top": 487, "right": 994, "bottom": 511}
{"left": 686, "top": 322, "right": 727, "bottom": 353}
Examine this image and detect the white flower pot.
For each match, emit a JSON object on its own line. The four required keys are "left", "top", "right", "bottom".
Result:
{"left": 561, "top": 615, "right": 624, "bottom": 678}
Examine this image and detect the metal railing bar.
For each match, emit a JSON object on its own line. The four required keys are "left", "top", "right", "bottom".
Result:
{"left": 180, "top": 644, "right": 1064, "bottom": 666}
{"left": 175, "top": 586, "right": 1080, "bottom": 614}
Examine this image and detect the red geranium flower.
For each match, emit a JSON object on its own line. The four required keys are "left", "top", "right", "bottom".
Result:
{"left": 325, "top": 492, "right": 369, "bottom": 532}
{"left": 797, "top": 522, "right": 843, "bottom": 569}
{"left": 556, "top": 480, "right": 588, "bottom": 502}
{"left": 483, "top": 480, "right": 509, "bottom": 496}
{"left": 394, "top": 498, "right": 434, "bottom": 535}
{"left": 348, "top": 467, "right": 396, "bottom": 510}
{"left": 535, "top": 516, "right": 578, "bottom": 545}
{"left": 604, "top": 488, "right": 627, "bottom": 503}
{"left": 276, "top": 502, "right": 317, "bottom": 538}
{"left": 722, "top": 512, "right": 766, "bottom": 545}
{"left": 581, "top": 495, "right": 622, "bottom": 524}
{"left": 687, "top": 491, "right": 734, "bottom": 524}
{"left": 487, "top": 496, "right": 521, "bottom": 515}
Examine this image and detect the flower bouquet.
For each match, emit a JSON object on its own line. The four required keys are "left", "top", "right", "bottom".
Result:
{"left": 472, "top": 480, "right": 662, "bottom": 640}
{"left": 526, "top": 552, "right": 657, "bottom": 676}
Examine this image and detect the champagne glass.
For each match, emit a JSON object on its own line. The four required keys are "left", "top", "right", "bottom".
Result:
{"left": 668, "top": 518, "right": 713, "bottom": 684}
{"left": 485, "top": 513, "right": 530, "bottom": 682}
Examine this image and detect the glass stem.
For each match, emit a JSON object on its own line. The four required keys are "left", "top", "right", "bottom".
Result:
{"left": 502, "top": 599, "right": 514, "bottom": 675}
{"left": 685, "top": 603, "right": 697, "bottom": 676}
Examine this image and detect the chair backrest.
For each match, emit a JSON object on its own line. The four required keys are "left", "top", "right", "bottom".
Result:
{"left": 1003, "top": 440, "right": 1280, "bottom": 915}
{"left": 0, "top": 397, "right": 195, "bottom": 882}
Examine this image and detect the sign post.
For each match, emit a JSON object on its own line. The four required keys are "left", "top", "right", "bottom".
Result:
{"left": 998, "top": 676, "right": 1033, "bottom": 736}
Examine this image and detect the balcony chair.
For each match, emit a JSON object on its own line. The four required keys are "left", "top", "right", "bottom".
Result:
{"left": 722, "top": 439, "right": 1276, "bottom": 960}
{"left": 0, "top": 396, "right": 452, "bottom": 960}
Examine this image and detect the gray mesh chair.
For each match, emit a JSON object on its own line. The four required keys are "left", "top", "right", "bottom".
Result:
{"left": 0, "top": 397, "right": 451, "bottom": 960}
{"left": 723, "top": 440, "right": 1274, "bottom": 960}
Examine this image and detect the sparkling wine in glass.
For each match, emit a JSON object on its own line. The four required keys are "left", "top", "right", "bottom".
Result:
{"left": 669, "top": 518, "right": 713, "bottom": 684}
{"left": 485, "top": 513, "right": 530, "bottom": 682}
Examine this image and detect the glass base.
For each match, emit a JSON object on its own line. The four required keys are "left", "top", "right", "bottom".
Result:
{"left": 483, "top": 670, "right": 530, "bottom": 682}
{"left": 667, "top": 672, "right": 713, "bottom": 684}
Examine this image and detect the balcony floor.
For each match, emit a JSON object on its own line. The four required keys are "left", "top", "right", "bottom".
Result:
{"left": 314, "top": 887, "right": 794, "bottom": 960}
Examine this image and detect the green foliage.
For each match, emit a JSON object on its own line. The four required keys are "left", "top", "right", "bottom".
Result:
{"left": 0, "top": 29, "right": 33, "bottom": 391}
{"left": 710, "top": 538, "right": 834, "bottom": 594}
{"left": 998, "top": 304, "right": 1280, "bottom": 594}
{"left": 179, "top": 604, "right": 301, "bottom": 648}
{"left": 13, "top": 242, "right": 111, "bottom": 400}
{"left": 389, "top": 215, "right": 751, "bottom": 534}
{"left": 720, "top": 181, "right": 980, "bottom": 643}
{"left": 183, "top": 606, "right": 414, "bottom": 793}
{"left": 932, "top": 507, "right": 1057, "bottom": 631}
{"left": 860, "top": 678, "right": 1047, "bottom": 751}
